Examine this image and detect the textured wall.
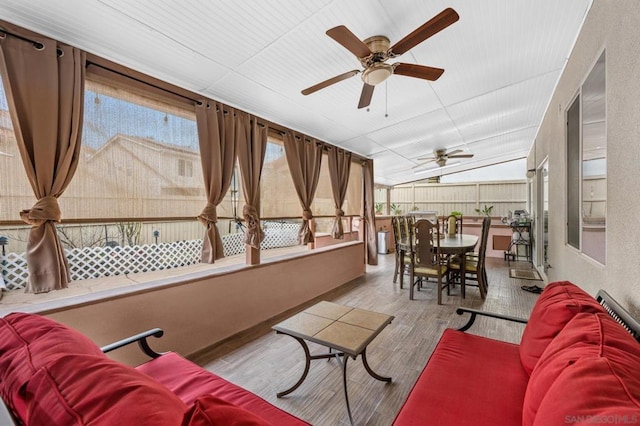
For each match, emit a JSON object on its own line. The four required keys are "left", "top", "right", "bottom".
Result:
{"left": 43, "top": 241, "right": 365, "bottom": 366}
{"left": 530, "top": 0, "right": 640, "bottom": 315}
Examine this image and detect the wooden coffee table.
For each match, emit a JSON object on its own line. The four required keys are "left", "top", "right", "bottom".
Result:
{"left": 273, "top": 301, "right": 394, "bottom": 425}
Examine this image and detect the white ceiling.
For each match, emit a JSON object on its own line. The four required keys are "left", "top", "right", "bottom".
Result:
{"left": 0, "top": 0, "right": 591, "bottom": 186}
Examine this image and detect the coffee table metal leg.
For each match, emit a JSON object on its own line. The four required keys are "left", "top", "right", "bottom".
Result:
{"left": 336, "top": 353, "right": 354, "bottom": 426}
{"left": 361, "top": 348, "right": 392, "bottom": 382}
{"left": 276, "top": 335, "right": 311, "bottom": 398}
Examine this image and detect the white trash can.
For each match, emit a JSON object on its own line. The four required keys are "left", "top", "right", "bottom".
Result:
{"left": 377, "top": 230, "right": 389, "bottom": 254}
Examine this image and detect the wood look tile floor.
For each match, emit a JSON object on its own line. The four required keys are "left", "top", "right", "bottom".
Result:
{"left": 197, "top": 254, "right": 542, "bottom": 426}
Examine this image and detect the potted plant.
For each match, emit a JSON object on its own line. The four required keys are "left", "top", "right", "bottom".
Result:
{"left": 375, "top": 202, "right": 384, "bottom": 215}
{"left": 390, "top": 203, "right": 403, "bottom": 215}
{"left": 474, "top": 205, "right": 494, "bottom": 217}
{"left": 450, "top": 210, "right": 463, "bottom": 218}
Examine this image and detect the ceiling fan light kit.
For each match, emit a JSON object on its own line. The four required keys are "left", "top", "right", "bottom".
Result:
{"left": 362, "top": 63, "right": 393, "bottom": 85}
{"left": 301, "top": 8, "right": 460, "bottom": 109}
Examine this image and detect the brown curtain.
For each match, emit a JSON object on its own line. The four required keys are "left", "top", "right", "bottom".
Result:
{"left": 363, "top": 159, "right": 378, "bottom": 265}
{"left": 0, "top": 34, "right": 85, "bottom": 293}
{"left": 236, "top": 113, "right": 267, "bottom": 248}
{"left": 283, "top": 132, "right": 323, "bottom": 244}
{"left": 196, "top": 102, "right": 237, "bottom": 262}
{"left": 328, "top": 147, "right": 351, "bottom": 239}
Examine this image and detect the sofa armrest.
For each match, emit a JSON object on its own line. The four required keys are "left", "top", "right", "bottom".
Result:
{"left": 100, "top": 328, "right": 166, "bottom": 359}
{"left": 596, "top": 290, "right": 640, "bottom": 342}
{"left": 455, "top": 307, "right": 528, "bottom": 332}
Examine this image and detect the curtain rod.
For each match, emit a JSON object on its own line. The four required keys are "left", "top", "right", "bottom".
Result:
{"left": 1, "top": 24, "right": 364, "bottom": 162}
{"left": 0, "top": 27, "right": 63, "bottom": 56}
{"left": 87, "top": 61, "right": 203, "bottom": 106}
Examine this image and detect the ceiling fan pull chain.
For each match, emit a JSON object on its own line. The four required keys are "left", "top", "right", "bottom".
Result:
{"left": 385, "top": 81, "right": 389, "bottom": 118}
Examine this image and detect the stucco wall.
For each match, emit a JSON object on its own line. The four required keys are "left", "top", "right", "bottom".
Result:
{"left": 530, "top": 0, "right": 640, "bottom": 314}
{"left": 42, "top": 241, "right": 365, "bottom": 366}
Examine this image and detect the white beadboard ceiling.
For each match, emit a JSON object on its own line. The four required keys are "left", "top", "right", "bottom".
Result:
{"left": 0, "top": 0, "right": 591, "bottom": 186}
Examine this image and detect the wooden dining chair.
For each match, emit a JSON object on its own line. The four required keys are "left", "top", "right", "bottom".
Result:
{"left": 449, "top": 216, "right": 490, "bottom": 298}
{"left": 444, "top": 214, "right": 463, "bottom": 235}
{"left": 391, "top": 216, "right": 411, "bottom": 284}
{"left": 407, "top": 219, "right": 449, "bottom": 304}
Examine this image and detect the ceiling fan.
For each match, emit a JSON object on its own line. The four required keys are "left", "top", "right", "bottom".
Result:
{"left": 412, "top": 148, "right": 474, "bottom": 169}
{"left": 301, "top": 8, "right": 459, "bottom": 109}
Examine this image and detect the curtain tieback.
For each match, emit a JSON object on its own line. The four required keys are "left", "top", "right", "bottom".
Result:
{"left": 198, "top": 203, "right": 218, "bottom": 225}
{"left": 243, "top": 205, "right": 260, "bottom": 230}
{"left": 335, "top": 209, "right": 345, "bottom": 217}
{"left": 302, "top": 209, "right": 313, "bottom": 221}
{"left": 20, "top": 195, "right": 61, "bottom": 226}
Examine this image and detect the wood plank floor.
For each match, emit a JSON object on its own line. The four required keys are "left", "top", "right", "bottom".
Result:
{"left": 197, "top": 254, "right": 542, "bottom": 426}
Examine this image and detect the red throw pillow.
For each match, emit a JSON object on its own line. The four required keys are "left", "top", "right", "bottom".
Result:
{"left": 0, "top": 313, "right": 104, "bottom": 421}
{"left": 519, "top": 281, "right": 605, "bottom": 374}
{"left": 523, "top": 312, "right": 640, "bottom": 425}
{"left": 182, "top": 395, "right": 272, "bottom": 426}
{"left": 25, "top": 354, "right": 187, "bottom": 426}
{"left": 533, "top": 357, "right": 640, "bottom": 425}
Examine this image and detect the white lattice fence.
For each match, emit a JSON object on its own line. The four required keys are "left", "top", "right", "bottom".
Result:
{"left": 1, "top": 222, "right": 301, "bottom": 291}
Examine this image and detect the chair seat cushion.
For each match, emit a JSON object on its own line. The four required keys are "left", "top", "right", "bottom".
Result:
{"left": 393, "top": 329, "right": 528, "bottom": 425}
{"left": 137, "top": 352, "right": 308, "bottom": 425}
{"left": 182, "top": 395, "right": 271, "bottom": 426}
{"left": 413, "top": 265, "right": 447, "bottom": 276}
{"left": 450, "top": 259, "right": 478, "bottom": 272}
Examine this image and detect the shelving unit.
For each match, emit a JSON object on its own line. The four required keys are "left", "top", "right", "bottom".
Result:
{"left": 505, "top": 221, "right": 532, "bottom": 265}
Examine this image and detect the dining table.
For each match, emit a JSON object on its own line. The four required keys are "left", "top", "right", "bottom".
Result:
{"left": 397, "top": 233, "right": 479, "bottom": 299}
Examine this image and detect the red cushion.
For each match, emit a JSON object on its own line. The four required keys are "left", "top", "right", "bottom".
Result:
{"left": 533, "top": 357, "right": 640, "bottom": 425}
{"left": 137, "top": 352, "right": 309, "bottom": 425}
{"left": 25, "top": 353, "right": 187, "bottom": 426}
{"left": 519, "top": 281, "right": 605, "bottom": 375}
{"left": 393, "top": 329, "right": 529, "bottom": 425}
{"left": 523, "top": 312, "right": 640, "bottom": 425}
{"left": 182, "top": 395, "right": 272, "bottom": 426}
{"left": 0, "top": 313, "right": 104, "bottom": 421}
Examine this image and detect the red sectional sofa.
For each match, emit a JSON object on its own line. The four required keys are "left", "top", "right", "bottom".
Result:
{"left": 393, "top": 281, "right": 640, "bottom": 425}
{"left": 0, "top": 312, "right": 309, "bottom": 425}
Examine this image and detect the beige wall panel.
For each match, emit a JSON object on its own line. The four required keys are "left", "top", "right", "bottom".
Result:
{"left": 534, "top": 0, "right": 640, "bottom": 315}
{"left": 43, "top": 242, "right": 365, "bottom": 366}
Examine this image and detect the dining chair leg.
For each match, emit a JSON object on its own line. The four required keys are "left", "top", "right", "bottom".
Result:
{"left": 393, "top": 253, "right": 399, "bottom": 284}
{"left": 477, "top": 269, "right": 487, "bottom": 299}
{"left": 409, "top": 268, "right": 415, "bottom": 300}
{"left": 437, "top": 275, "right": 442, "bottom": 305}
{"left": 399, "top": 254, "right": 405, "bottom": 289}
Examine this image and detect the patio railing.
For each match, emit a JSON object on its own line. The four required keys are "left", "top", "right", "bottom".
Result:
{"left": 1, "top": 221, "right": 300, "bottom": 291}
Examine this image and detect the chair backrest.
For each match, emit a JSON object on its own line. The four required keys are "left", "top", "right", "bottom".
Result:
{"left": 391, "top": 216, "right": 402, "bottom": 247}
{"left": 477, "top": 216, "right": 491, "bottom": 267}
{"left": 444, "top": 214, "right": 463, "bottom": 234}
{"left": 412, "top": 219, "right": 441, "bottom": 269}
{"left": 402, "top": 215, "right": 413, "bottom": 240}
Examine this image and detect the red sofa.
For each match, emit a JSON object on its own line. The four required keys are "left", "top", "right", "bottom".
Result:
{"left": 0, "top": 312, "right": 309, "bottom": 425}
{"left": 393, "top": 281, "right": 640, "bottom": 425}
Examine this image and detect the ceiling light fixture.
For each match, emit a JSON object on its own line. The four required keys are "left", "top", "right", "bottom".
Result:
{"left": 361, "top": 63, "right": 394, "bottom": 86}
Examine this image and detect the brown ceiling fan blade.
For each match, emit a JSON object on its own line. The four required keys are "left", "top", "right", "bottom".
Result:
{"left": 358, "top": 83, "right": 374, "bottom": 109}
{"left": 416, "top": 156, "right": 436, "bottom": 161}
{"left": 326, "top": 25, "right": 372, "bottom": 58}
{"left": 446, "top": 149, "right": 463, "bottom": 156}
{"left": 394, "top": 63, "right": 444, "bottom": 81}
{"left": 390, "top": 8, "right": 459, "bottom": 56}
{"left": 448, "top": 154, "right": 474, "bottom": 158}
{"left": 301, "top": 70, "right": 360, "bottom": 95}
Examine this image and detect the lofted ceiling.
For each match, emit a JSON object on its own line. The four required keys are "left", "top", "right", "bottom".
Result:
{"left": 0, "top": 0, "right": 591, "bottom": 186}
